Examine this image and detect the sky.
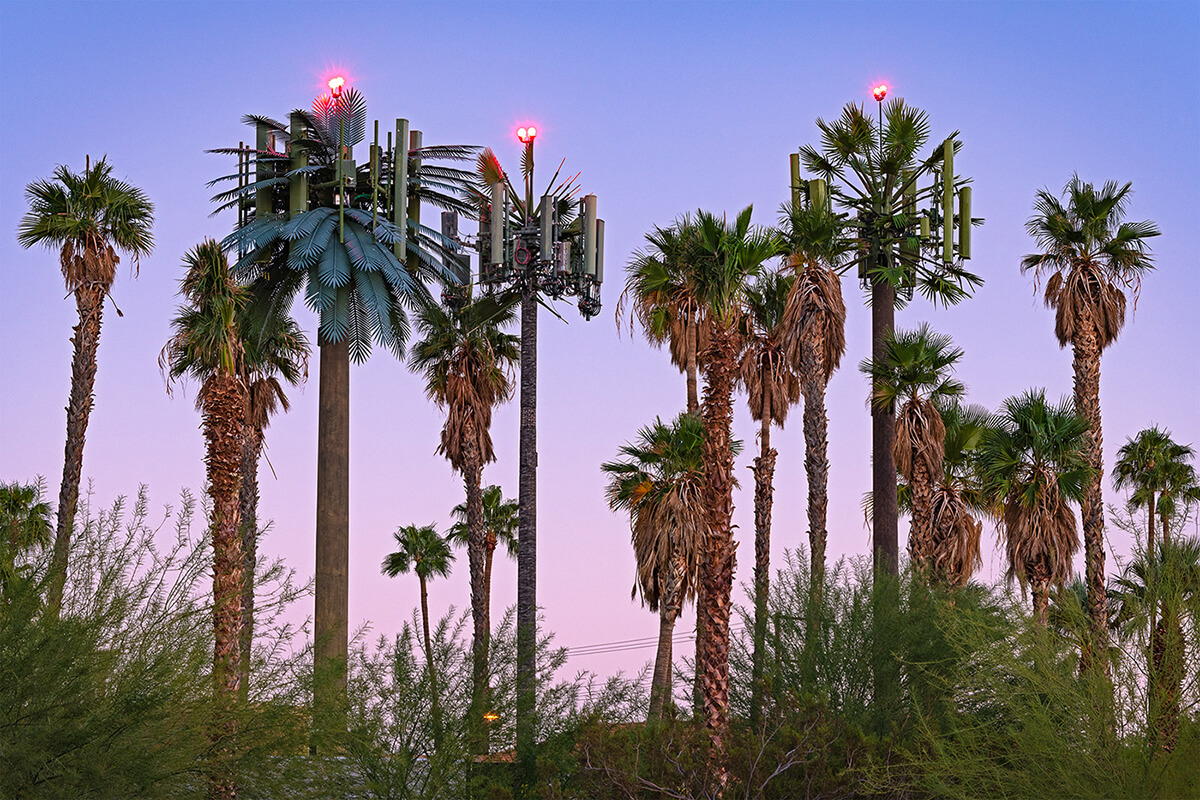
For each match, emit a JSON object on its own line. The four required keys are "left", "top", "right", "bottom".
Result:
{"left": 2, "top": 1, "right": 1198, "bottom": 684}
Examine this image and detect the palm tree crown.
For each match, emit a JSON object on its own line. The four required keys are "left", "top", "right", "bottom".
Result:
{"left": 382, "top": 524, "right": 455, "bottom": 583}
{"left": 977, "top": 390, "right": 1092, "bottom": 624}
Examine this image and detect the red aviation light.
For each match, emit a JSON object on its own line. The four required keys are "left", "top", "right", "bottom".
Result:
{"left": 517, "top": 125, "right": 537, "bottom": 144}
{"left": 328, "top": 76, "right": 346, "bottom": 98}
{"left": 872, "top": 84, "right": 888, "bottom": 102}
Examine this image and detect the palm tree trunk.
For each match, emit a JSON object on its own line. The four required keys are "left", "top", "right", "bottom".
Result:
{"left": 1146, "top": 492, "right": 1158, "bottom": 737}
{"left": 419, "top": 573, "right": 444, "bottom": 745}
{"left": 800, "top": 370, "right": 830, "bottom": 678}
{"left": 205, "top": 373, "right": 246, "bottom": 800}
{"left": 1032, "top": 579, "right": 1050, "bottom": 628}
{"left": 314, "top": 338, "right": 350, "bottom": 747}
{"left": 909, "top": 457, "right": 935, "bottom": 574}
{"left": 649, "top": 549, "right": 684, "bottom": 723}
{"left": 1072, "top": 330, "right": 1109, "bottom": 676}
{"left": 238, "top": 425, "right": 264, "bottom": 702}
{"left": 871, "top": 280, "right": 899, "bottom": 576}
{"left": 463, "top": 422, "right": 488, "bottom": 746}
{"left": 48, "top": 284, "right": 106, "bottom": 615}
{"left": 686, "top": 316, "right": 699, "bottom": 416}
{"left": 699, "top": 323, "right": 739, "bottom": 795}
{"left": 750, "top": 410, "right": 776, "bottom": 731}
{"left": 484, "top": 536, "right": 496, "bottom": 633}
{"left": 516, "top": 286, "right": 538, "bottom": 781}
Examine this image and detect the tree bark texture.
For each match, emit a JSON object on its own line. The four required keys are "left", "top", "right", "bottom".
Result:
{"left": 689, "top": 316, "right": 705, "bottom": 717}
{"left": 801, "top": 372, "right": 830, "bottom": 591}
{"left": 516, "top": 288, "right": 538, "bottom": 782}
{"left": 420, "top": 574, "right": 444, "bottom": 744}
{"left": 49, "top": 284, "right": 106, "bottom": 614}
{"left": 238, "top": 425, "right": 263, "bottom": 701}
{"left": 463, "top": 420, "right": 488, "bottom": 738}
{"left": 314, "top": 339, "right": 350, "bottom": 745}
{"left": 1151, "top": 612, "right": 1184, "bottom": 752}
{"left": 750, "top": 440, "right": 777, "bottom": 731}
{"left": 205, "top": 373, "right": 246, "bottom": 800}
{"left": 699, "top": 324, "right": 739, "bottom": 795}
{"left": 649, "top": 549, "right": 684, "bottom": 723}
{"left": 1072, "top": 324, "right": 1109, "bottom": 675}
{"left": 871, "top": 280, "right": 899, "bottom": 576}
{"left": 686, "top": 317, "right": 699, "bottom": 416}
{"left": 909, "top": 458, "right": 935, "bottom": 573}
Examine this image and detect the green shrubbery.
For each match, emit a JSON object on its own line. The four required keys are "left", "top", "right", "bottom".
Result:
{"left": 3, "top": 487, "right": 1197, "bottom": 798}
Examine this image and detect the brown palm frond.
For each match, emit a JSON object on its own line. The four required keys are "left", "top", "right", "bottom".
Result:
{"left": 1003, "top": 467, "right": 1080, "bottom": 593}
{"left": 894, "top": 398, "right": 945, "bottom": 482}
{"left": 782, "top": 258, "right": 847, "bottom": 382}
{"left": 1045, "top": 265, "right": 1128, "bottom": 350}
{"left": 929, "top": 482, "right": 983, "bottom": 587}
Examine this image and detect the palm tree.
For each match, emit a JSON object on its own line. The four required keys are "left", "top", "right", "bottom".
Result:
{"left": 236, "top": 288, "right": 309, "bottom": 698}
{"left": 778, "top": 199, "right": 849, "bottom": 588}
{"left": 382, "top": 524, "right": 455, "bottom": 740}
{"left": 409, "top": 295, "right": 518, "bottom": 715}
{"left": 602, "top": 413, "right": 708, "bottom": 722}
{"left": 213, "top": 90, "right": 478, "bottom": 732}
{"left": 690, "top": 206, "right": 776, "bottom": 789}
{"left": 0, "top": 481, "right": 53, "bottom": 599}
{"left": 1112, "top": 536, "right": 1200, "bottom": 753}
{"left": 861, "top": 324, "right": 965, "bottom": 574}
{"left": 800, "top": 99, "right": 981, "bottom": 576}
{"left": 446, "top": 484, "right": 518, "bottom": 646}
{"left": 738, "top": 271, "right": 800, "bottom": 727}
{"left": 977, "top": 390, "right": 1092, "bottom": 626}
{"left": 924, "top": 400, "right": 989, "bottom": 587}
{"left": 1022, "top": 174, "right": 1160, "bottom": 667}
{"left": 620, "top": 216, "right": 708, "bottom": 414}
{"left": 16, "top": 157, "right": 154, "bottom": 612}
{"left": 1113, "top": 428, "right": 1192, "bottom": 563}
{"left": 161, "top": 240, "right": 248, "bottom": 800}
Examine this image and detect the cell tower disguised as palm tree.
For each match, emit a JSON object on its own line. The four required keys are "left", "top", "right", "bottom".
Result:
{"left": 796, "top": 87, "right": 981, "bottom": 576}
{"left": 211, "top": 76, "right": 479, "bottom": 743}
{"left": 472, "top": 126, "right": 605, "bottom": 775}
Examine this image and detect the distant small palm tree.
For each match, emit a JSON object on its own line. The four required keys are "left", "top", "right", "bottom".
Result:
{"left": 603, "top": 413, "right": 708, "bottom": 722}
{"left": 446, "top": 484, "right": 518, "bottom": 641}
{"left": 1022, "top": 174, "right": 1159, "bottom": 666}
{"left": 382, "top": 523, "right": 455, "bottom": 739}
{"left": 17, "top": 157, "right": 154, "bottom": 612}
{"left": 925, "top": 401, "right": 989, "bottom": 587}
{"left": 978, "top": 390, "right": 1091, "bottom": 626}
{"left": 0, "top": 481, "right": 53, "bottom": 598}
{"left": 861, "top": 324, "right": 965, "bottom": 575}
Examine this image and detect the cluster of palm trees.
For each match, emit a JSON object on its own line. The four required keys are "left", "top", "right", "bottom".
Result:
{"left": 605, "top": 101, "right": 1171, "bottom": 787}
{"left": 13, "top": 93, "right": 1194, "bottom": 795}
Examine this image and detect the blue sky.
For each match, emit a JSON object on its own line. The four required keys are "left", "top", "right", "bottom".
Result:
{"left": 2, "top": 1, "right": 1197, "bottom": 679}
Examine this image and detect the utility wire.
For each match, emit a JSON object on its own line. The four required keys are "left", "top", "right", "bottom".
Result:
{"left": 564, "top": 623, "right": 747, "bottom": 658}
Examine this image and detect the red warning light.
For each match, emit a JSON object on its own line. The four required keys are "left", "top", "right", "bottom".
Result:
{"left": 328, "top": 76, "right": 346, "bottom": 98}
{"left": 517, "top": 125, "right": 537, "bottom": 144}
{"left": 526, "top": 126, "right": 537, "bottom": 139}
{"left": 872, "top": 84, "right": 888, "bottom": 102}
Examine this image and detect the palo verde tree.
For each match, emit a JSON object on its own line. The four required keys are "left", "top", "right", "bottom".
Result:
{"left": 210, "top": 79, "right": 478, "bottom": 742}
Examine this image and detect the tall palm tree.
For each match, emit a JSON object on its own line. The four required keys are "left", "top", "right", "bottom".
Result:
{"left": 977, "top": 390, "right": 1092, "bottom": 626}
{"left": 17, "top": 157, "right": 154, "bottom": 612}
{"left": 213, "top": 90, "right": 478, "bottom": 733}
{"left": 690, "top": 206, "right": 776, "bottom": 789}
{"left": 738, "top": 271, "right": 800, "bottom": 727}
{"left": 778, "top": 199, "right": 849, "bottom": 588}
{"left": 236, "top": 289, "right": 309, "bottom": 698}
{"left": 1113, "top": 427, "right": 1192, "bottom": 562}
{"left": 861, "top": 324, "right": 965, "bottom": 574}
{"left": 800, "top": 99, "right": 981, "bottom": 576}
{"left": 620, "top": 215, "right": 713, "bottom": 716}
{"left": 620, "top": 216, "right": 708, "bottom": 414}
{"left": 446, "top": 484, "right": 518, "bottom": 647}
{"left": 602, "top": 413, "right": 708, "bottom": 722}
{"left": 161, "top": 240, "right": 248, "bottom": 800}
{"left": 1022, "top": 174, "right": 1159, "bottom": 667}
{"left": 409, "top": 295, "right": 518, "bottom": 715}
{"left": 381, "top": 524, "right": 455, "bottom": 740}
{"left": 0, "top": 481, "right": 53, "bottom": 599}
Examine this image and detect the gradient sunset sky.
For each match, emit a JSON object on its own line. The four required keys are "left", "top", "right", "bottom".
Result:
{"left": 2, "top": 1, "right": 1197, "bottom": 681}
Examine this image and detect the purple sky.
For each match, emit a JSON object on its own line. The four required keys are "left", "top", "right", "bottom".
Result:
{"left": 3, "top": 2, "right": 1198, "bottom": 682}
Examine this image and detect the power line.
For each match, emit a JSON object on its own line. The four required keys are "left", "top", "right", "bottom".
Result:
{"left": 564, "top": 623, "right": 747, "bottom": 658}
